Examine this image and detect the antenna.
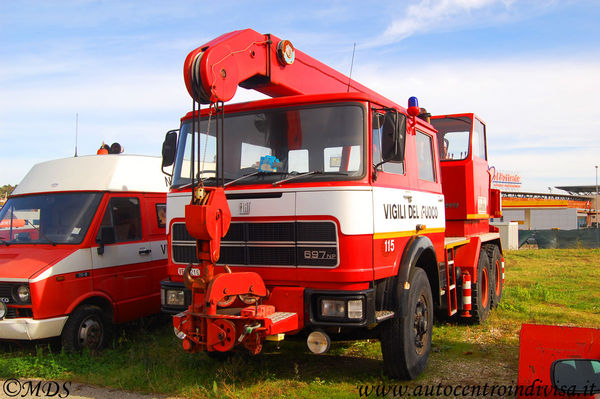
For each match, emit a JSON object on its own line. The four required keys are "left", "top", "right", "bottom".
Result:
{"left": 347, "top": 42, "right": 356, "bottom": 93}
{"left": 74, "top": 113, "right": 78, "bottom": 157}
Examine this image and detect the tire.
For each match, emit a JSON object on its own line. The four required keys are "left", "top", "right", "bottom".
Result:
{"left": 487, "top": 245, "right": 503, "bottom": 308}
{"left": 381, "top": 267, "right": 433, "bottom": 380}
{"left": 470, "top": 249, "right": 491, "bottom": 324}
{"left": 61, "top": 305, "right": 111, "bottom": 352}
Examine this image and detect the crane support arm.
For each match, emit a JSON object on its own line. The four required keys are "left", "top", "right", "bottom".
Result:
{"left": 184, "top": 28, "right": 396, "bottom": 107}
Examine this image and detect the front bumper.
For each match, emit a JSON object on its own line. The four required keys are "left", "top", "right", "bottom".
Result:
{"left": 0, "top": 316, "right": 68, "bottom": 340}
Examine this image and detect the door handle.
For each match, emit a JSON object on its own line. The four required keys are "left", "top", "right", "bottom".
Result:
{"left": 139, "top": 249, "right": 151, "bottom": 255}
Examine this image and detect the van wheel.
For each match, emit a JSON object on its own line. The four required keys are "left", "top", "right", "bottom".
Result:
{"left": 487, "top": 245, "right": 503, "bottom": 308}
{"left": 470, "top": 250, "right": 491, "bottom": 324}
{"left": 61, "top": 305, "right": 111, "bottom": 352}
{"left": 380, "top": 267, "right": 433, "bottom": 380}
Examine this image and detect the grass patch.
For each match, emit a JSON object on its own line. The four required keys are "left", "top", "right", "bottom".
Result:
{"left": 1, "top": 249, "right": 599, "bottom": 398}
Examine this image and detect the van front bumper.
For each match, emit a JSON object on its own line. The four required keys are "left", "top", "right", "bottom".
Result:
{"left": 0, "top": 316, "right": 68, "bottom": 340}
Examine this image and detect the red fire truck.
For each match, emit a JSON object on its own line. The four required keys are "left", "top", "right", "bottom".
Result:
{"left": 159, "top": 29, "right": 504, "bottom": 379}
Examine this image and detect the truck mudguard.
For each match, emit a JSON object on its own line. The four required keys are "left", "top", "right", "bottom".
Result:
{"left": 395, "top": 235, "right": 437, "bottom": 317}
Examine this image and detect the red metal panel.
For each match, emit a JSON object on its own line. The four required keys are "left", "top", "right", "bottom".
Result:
{"left": 518, "top": 323, "right": 600, "bottom": 398}
{"left": 454, "top": 236, "right": 481, "bottom": 281}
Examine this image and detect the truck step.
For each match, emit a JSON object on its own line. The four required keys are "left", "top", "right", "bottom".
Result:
{"left": 376, "top": 310, "right": 395, "bottom": 322}
{"left": 267, "top": 312, "right": 296, "bottom": 323}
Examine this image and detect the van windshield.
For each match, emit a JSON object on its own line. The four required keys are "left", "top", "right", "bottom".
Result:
{"left": 0, "top": 193, "right": 102, "bottom": 245}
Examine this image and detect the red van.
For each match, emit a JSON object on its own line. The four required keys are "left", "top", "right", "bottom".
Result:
{"left": 0, "top": 154, "right": 168, "bottom": 351}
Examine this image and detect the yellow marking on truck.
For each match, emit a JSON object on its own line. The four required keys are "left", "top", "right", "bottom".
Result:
{"left": 374, "top": 227, "right": 445, "bottom": 240}
{"left": 466, "top": 213, "right": 489, "bottom": 219}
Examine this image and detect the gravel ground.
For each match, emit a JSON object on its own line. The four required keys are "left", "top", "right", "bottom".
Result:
{"left": 0, "top": 379, "right": 173, "bottom": 399}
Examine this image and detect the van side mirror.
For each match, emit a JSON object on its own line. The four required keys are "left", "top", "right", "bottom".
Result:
{"left": 380, "top": 110, "right": 406, "bottom": 163}
{"left": 162, "top": 130, "right": 178, "bottom": 170}
{"left": 551, "top": 359, "right": 600, "bottom": 395}
{"left": 96, "top": 226, "right": 115, "bottom": 255}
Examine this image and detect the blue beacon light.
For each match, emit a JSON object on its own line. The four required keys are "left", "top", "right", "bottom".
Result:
{"left": 407, "top": 96, "right": 420, "bottom": 117}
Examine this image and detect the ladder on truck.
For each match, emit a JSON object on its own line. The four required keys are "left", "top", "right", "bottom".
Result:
{"left": 444, "top": 237, "right": 471, "bottom": 316}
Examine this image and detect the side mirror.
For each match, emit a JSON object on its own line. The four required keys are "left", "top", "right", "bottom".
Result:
{"left": 161, "top": 130, "right": 178, "bottom": 169}
{"left": 96, "top": 226, "right": 115, "bottom": 255}
{"left": 551, "top": 359, "right": 600, "bottom": 395}
{"left": 380, "top": 110, "right": 406, "bottom": 163}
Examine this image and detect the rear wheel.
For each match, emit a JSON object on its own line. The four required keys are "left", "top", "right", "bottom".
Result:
{"left": 487, "top": 245, "right": 503, "bottom": 308}
{"left": 470, "top": 249, "right": 491, "bottom": 324}
{"left": 61, "top": 305, "right": 111, "bottom": 352}
{"left": 381, "top": 267, "right": 433, "bottom": 380}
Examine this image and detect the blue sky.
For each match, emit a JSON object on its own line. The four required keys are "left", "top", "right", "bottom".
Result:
{"left": 1, "top": 0, "right": 599, "bottom": 192}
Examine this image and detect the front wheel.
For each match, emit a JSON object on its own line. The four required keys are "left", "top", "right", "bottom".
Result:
{"left": 381, "top": 267, "right": 433, "bottom": 380}
{"left": 61, "top": 305, "right": 111, "bottom": 352}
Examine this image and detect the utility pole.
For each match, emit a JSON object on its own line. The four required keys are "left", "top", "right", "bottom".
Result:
{"left": 596, "top": 165, "right": 598, "bottom": 228}
{"left": 75, "top": 113, "right": 79, "bottom": 157}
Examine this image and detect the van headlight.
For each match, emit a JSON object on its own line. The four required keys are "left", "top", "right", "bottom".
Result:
{"left": 0, "top": 302, "right": 6, "bottom": 319}
{"left": 15, "top": 285, "right": 30, "bottom": 304}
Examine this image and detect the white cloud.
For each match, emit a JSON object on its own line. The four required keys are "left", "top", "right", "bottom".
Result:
{"left": 368, "top": 0, "right": 549, "bottom": 46}
{"left": 352, "top": 57, "right": 600, "bottom": 191}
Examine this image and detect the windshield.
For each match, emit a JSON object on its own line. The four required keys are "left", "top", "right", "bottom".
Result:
{"left": 0, "top": 192, "right": 102, "bottom": 245}
{"left": 430, "top": 116, "right": 472, "bottom": 161}
{"left": 171, "top": 104, "right": 365, "bottom": 187}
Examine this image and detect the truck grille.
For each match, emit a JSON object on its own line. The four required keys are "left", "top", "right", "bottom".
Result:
{"left": 0, "top": 284, "right": 12, "bottom": 303}
{"left": 171, "top": 221, "right": 338, "bottom": 268}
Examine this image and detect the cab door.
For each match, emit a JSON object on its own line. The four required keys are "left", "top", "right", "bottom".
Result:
{"left": 91, "top": 194, "right": 155, "bottom": 321}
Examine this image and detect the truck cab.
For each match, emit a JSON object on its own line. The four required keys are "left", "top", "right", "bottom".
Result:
{"left": 0, "top": 155, "right": 168, "bottom": 351}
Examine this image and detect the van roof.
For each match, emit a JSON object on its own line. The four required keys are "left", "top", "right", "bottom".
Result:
{"left": 12, "top": 155, "right": 169, "bottom": 196}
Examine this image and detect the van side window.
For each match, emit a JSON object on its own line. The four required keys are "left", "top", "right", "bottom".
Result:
{"left": 156, "top": 204, "right": 166, "bottom": 228}
{"left": 97, "top": 197, "right": 142, "bottom": 242}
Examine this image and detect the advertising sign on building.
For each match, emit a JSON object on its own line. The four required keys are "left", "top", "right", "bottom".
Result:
{"left": 489, "top": 167, "right": 522, "bottom": 191}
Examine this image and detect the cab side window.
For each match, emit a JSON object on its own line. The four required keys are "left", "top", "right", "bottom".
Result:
{"left": 416, "top": 131, "right": 436, "bottom": 182}
{"left": 373, "top": 113, "right": 404, "bottom": 174}
{"left": 472, "top": 119, "right": 487, "bottom": 159}
{"left": 97, "top": 197, "right": 142, "bottom": 242}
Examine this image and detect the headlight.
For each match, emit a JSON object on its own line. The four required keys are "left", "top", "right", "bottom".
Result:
{"left": 321, "top": 299, "right": 345, "bottom": 318}
{"left": 0, "top": 302, "right": 6, "bottom": 320}
{"left": 16, "top": 285, "right": 30, "bottom": 304}
{"left": 319, "top": 298, "right": 364, "bottom": 320}
{"left": 347, "top": 299, "right": 363, "bottom": 320}
{"left": 165, "top": 289, "right": 185, "bottom": 306}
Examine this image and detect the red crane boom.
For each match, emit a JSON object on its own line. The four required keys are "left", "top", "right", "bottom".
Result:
{"left": 183, "top": 28, "right": 397, "bottom": 108}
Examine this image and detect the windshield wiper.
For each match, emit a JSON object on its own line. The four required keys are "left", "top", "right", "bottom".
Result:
{"left": 273, "top": 170, "right": 353, "bottom": 186}
{"left": 224, "top": 171, "right": 262, "bottom": 187}
{"left": 25, "top": 219, "right": 56, "bottom": 246}
{"left": 225, "top": 170, "right": 290, "bottom": 187}
{"left": 273, "top": 170, "right": 323, "bottom": 186}
{"left": 0, "top": 239, "right": 9, "bottom": 247}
